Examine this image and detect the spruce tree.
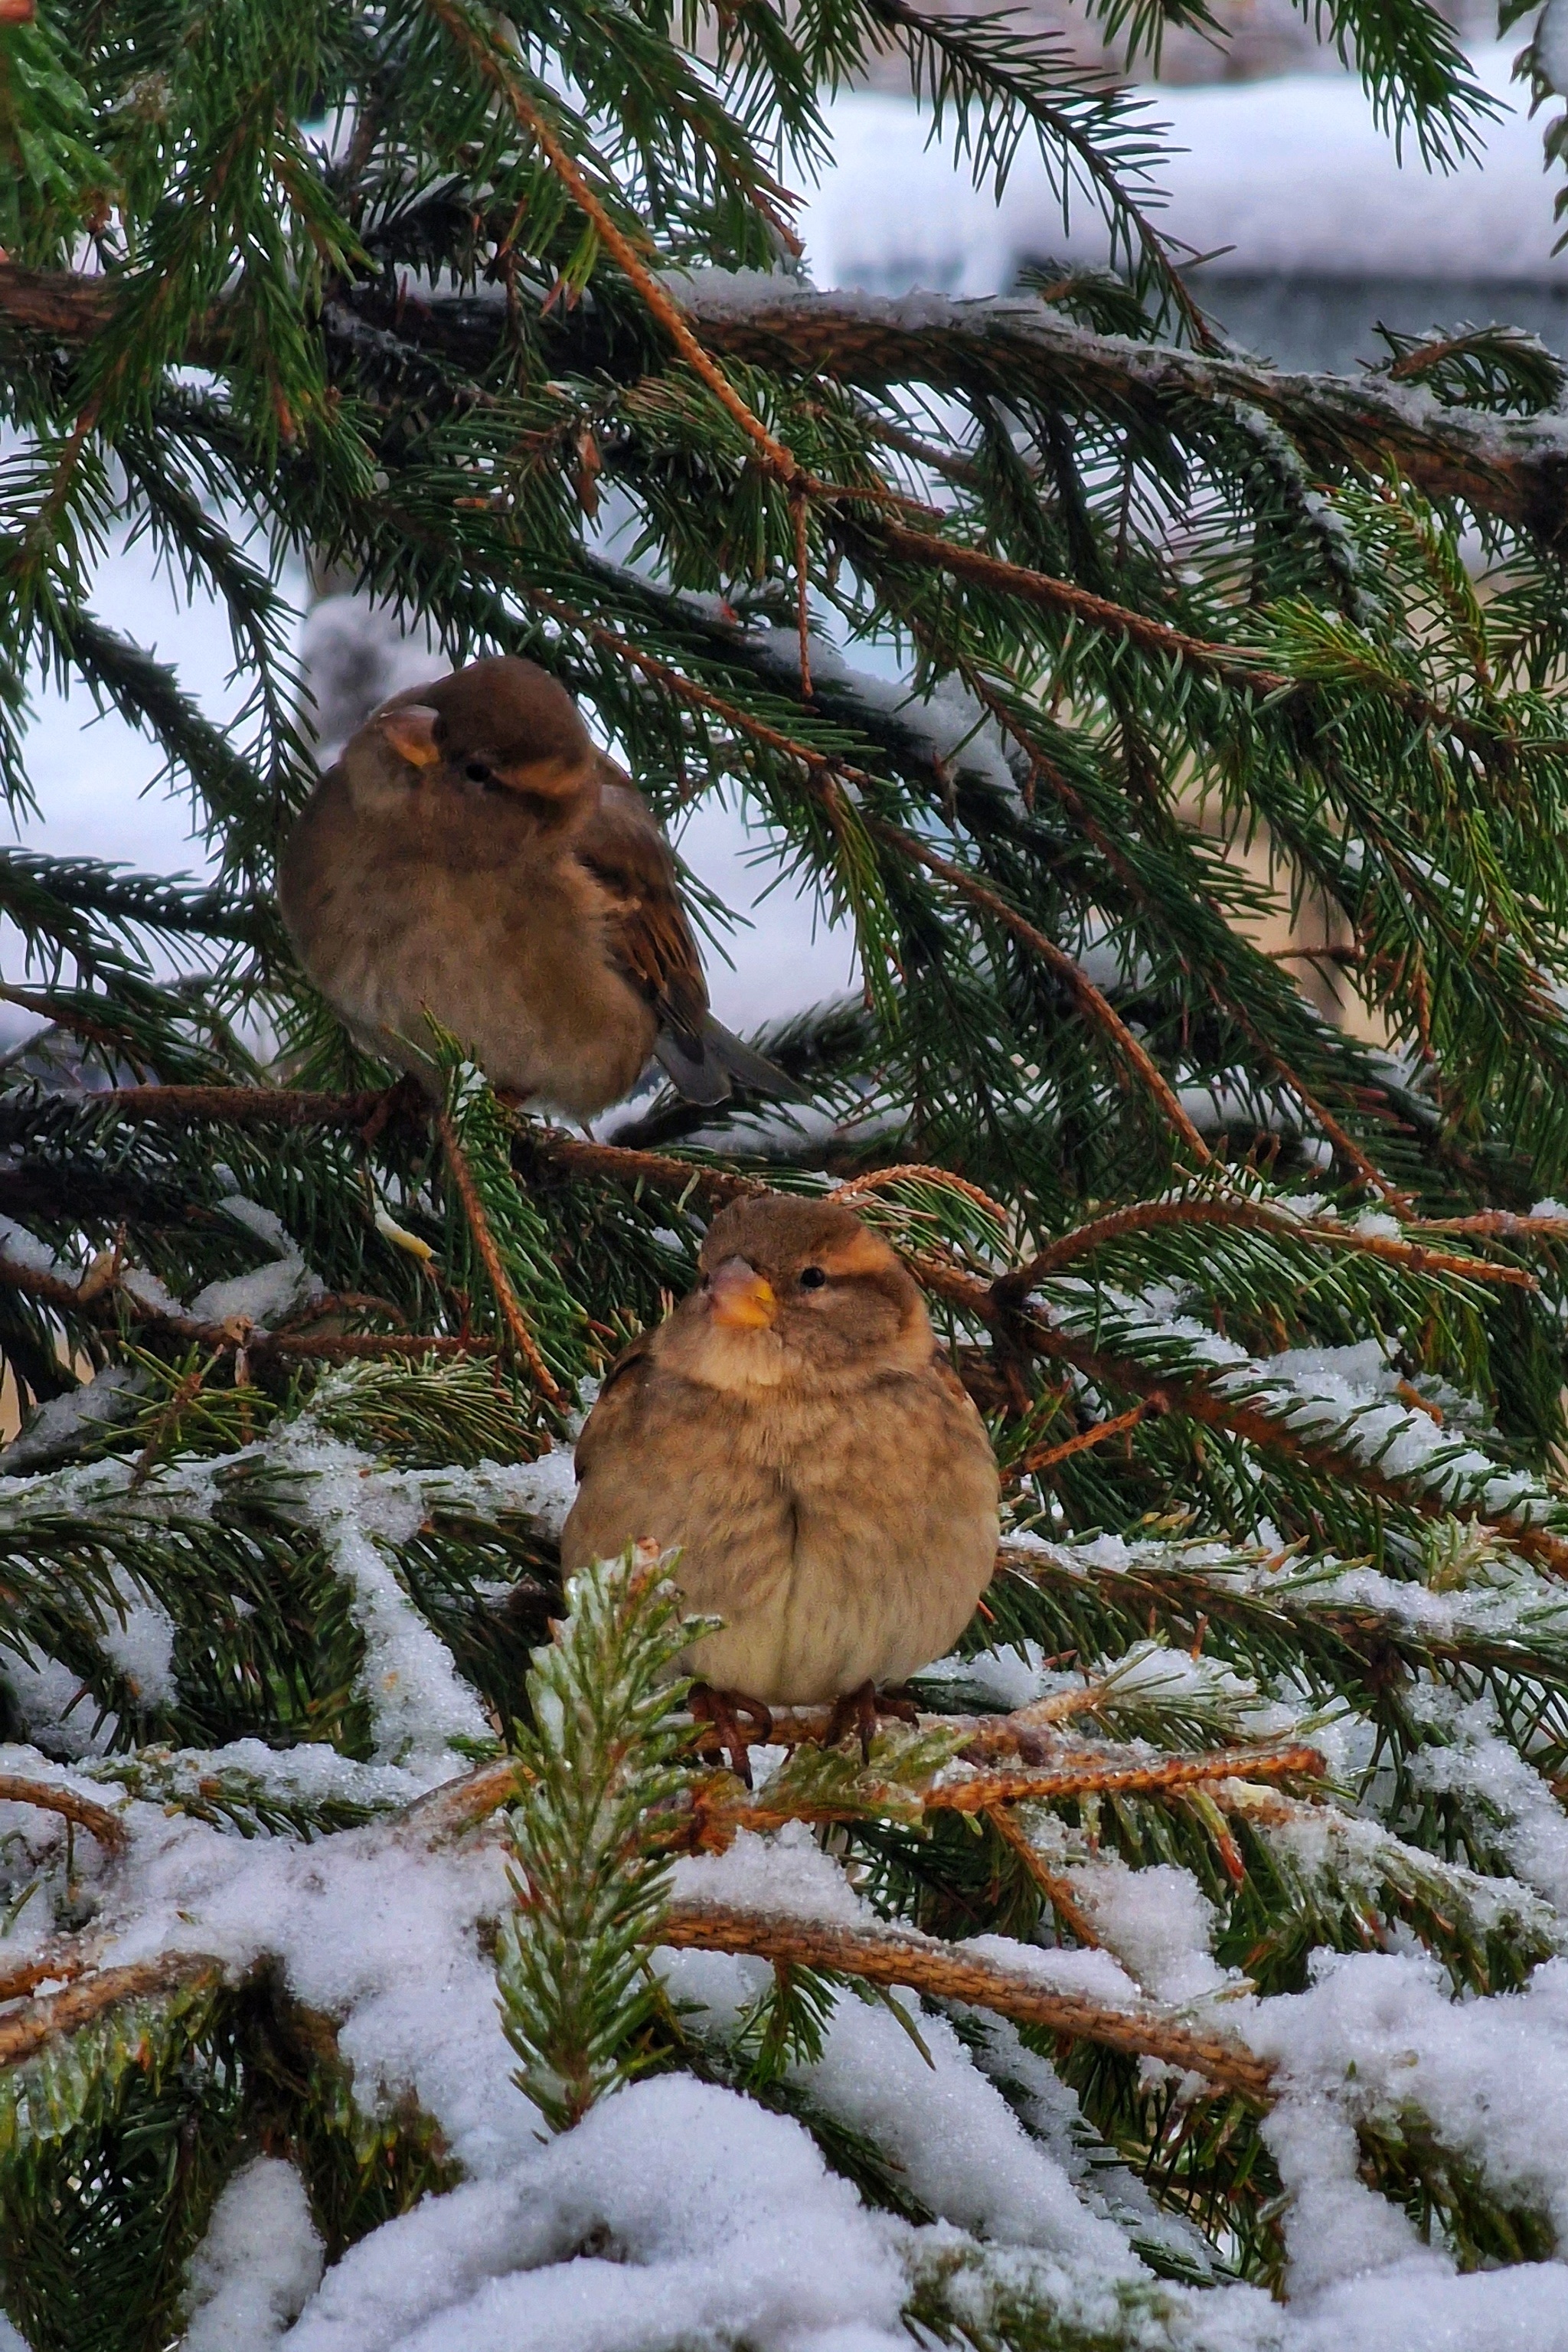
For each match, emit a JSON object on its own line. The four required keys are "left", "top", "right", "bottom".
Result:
{"left": 6, "top": 2, "right": 1568, "bottom": 2344}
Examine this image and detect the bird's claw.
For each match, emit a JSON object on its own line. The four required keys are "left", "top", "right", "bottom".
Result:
{"left": 688, "top": 1684, "right": 773, "bottom": 1788}
{"left": 824, "top": 1678, "right": 881, "bottom": 1766}
{"left": 360, "top": 1073, "right": 426, "bottom": 1148}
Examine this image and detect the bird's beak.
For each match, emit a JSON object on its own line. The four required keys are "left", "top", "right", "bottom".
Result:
{"left": 377, "top": 705, "right": 442, "bottom": 769}
{"left": 707, "top": 1256, "right": 777, "bottom": 1331}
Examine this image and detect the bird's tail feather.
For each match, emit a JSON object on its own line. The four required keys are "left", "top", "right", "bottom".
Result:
{"left": 653, "top": 1017, "right": 811, "bottom": 1106}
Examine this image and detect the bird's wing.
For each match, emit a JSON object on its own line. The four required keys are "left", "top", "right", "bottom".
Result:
{"left": 575, "top": 772, "right": 710, "bottom": 1059}
{"left": 573, "top": 1327, "right": 657, "bottom": 1481}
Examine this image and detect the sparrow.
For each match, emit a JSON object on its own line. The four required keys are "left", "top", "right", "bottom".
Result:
{"left": 279, "top": 654, "right": 801, "bottom": 1119}
{"left": 560, "top": 1194, "right": 1000, "bottom": 1766}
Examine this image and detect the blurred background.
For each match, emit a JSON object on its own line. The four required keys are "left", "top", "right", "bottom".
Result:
{"left": 13, "top": 2, "right": 1566, "bottom": 1053}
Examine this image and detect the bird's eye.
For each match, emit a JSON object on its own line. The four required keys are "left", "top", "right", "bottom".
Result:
{"left": 464, "top": 760, "right": 495, "bottom": 786}
{"left": 798, "top": 1266, "right": 828, "bottom": 1290}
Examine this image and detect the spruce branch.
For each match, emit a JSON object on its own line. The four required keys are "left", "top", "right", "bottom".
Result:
{"left": 0, "top": 1775, "right": 126, "bottom": 1855}
{"left": 998, "top": 1195, "right": 1541, "bottom": 1296}
{"left": 424, "top": 0, "right": 805, "bottom": 492}
{"left": 497, "top": 1541, "right": 710, "bottom": 2130}
{"left": 0, "top": 1956, "right": 224, "bottom": 2072}
{"left": 433, "top": 1101, "right": 566, "bottom": 1407}
{"left": 984, "top": 1800, "right": 1105, "bottom": 1947}
{"left": 685, "top": 1737, "right": 1325, "bottom": 1843}
{"left": 657, "top": 1902, "right": 1275, "bottom": 2106}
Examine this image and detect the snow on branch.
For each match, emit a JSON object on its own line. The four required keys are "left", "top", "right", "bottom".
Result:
{"left": 8, "top": 261, "right": 1568, "bottom": 547}
{"left": 675, "top": 276, "right": 1568, "bottom": 546}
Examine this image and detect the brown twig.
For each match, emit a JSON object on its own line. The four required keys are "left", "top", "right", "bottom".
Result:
{"left": 985, "top": 1802, "right": 1103, "bottom": 1949}
{"left": 433, "top": 1106, "right": 565, "bottom": 1406}
{"left": 400, "top": 1756, "right": 530, "bottom": 1844}
{"left": 921, "top": 1256, "right": 1568, "bottom": 1576}
{"left": 701, "top": 1740, "right": 1323, "bottom": 1837}
{"left": 833, "top": 1161, "right": 1012, "bottom": 1227}
{"left": 1012, "top": 1401, "right": 1157, "bottom": 1481}
{"left": 861, "top": 814, "right": 1211, "bottom": 1163}
{"left": 870, "top": 518, "right": 1508, "bottom": 765}
{"left": 0, "top": 1954, "right": 223, "bottom": 2069}
{"left": 96, "top": 1084, "right": 389, "bottom": 1129}
{"left": 0, "top": 1775, "right": 127, "bottom": 1854}
{"left": 0, "top": 1941, "right": 93, "bottom": 2007}
{"left": 997, "top": 1196, "right": 1538, "bottom": 1298}
{"left": 657, "top": 1900, "right": 1274, "bottom": 2105}
{"left": 426, "top": 0, "right": 804, "bottom": 491}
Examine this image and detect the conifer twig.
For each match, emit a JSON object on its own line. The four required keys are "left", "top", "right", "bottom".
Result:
{"left": 656, "top": 1901, "right": 1274, "bottom": 2105}
{"left": 426, "top": 0, "right": 804, "bottom": 490}
{"left": 0, "top": 1955, "right": 223, "bottom": 2069}
{"left": 998, "top": 1196, "right": 1539, "bottom": 1294}
{"left": 433, "top": 1106, "right": 566, "bottom": 1406}
{"left": 922, "top": 1259, "right": 1568, "bottom": 1573}
{"left": 691, "top": 1740, "right": 1324, "bottom": 1836}
{"left": 1011, "top": 1400, "right": 1157, "bottom": 1479}
{"left": 985, "top": 1802, "right": 1104, "bottom": 1949}
{"left": 0, "top": 1775, "right": 127, "bottom": 1854}
{"left": 861, "top": 813, "right": 1213, "bottom": 1161}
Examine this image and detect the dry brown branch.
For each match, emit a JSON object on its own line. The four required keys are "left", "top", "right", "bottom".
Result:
{"left": 433, "top": 1106, "right": 566, "bottom": 1406}
{"left": 0, "top": 1954, "right": 223, "bottom": 2069}
{"left": 657, "top": 1899, "right": 1274, "bottom": 2104}
{"left": 700, "top": 1741, "right": 1323, "bottom": 1838}
{"left": 862, "top": 813, "right": 1211, "bottom": 1162}
{"left": 985, "top": 1802, "right": 1103, "bottom": 1949}
{"left": 998, "top": 1196, "right": 1538, "bottom": 1295}
{"left": 0, "top": 1774, "right": 127, "bottom": 1854}
{"left": 426, "top": 0, "right": 805, "bottom": 492}
{"left": 1013, "top": 1402, "right": 1156, "bottom": 1480}
{"left": 0, "top": 1942, "right": 93, "bottom": 2007}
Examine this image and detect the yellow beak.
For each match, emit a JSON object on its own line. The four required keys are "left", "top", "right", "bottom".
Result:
{"left": 707, "top": 1256, "right": 777, "bottom": 1331}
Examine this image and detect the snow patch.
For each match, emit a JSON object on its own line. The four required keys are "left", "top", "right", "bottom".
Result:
{"left": 184, "top": 2156, "right": 325, "bottom": 2352}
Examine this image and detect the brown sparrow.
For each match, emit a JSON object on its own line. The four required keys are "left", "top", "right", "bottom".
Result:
{"left": 561, "top": 1195, "right": 999, "bottom": 1752}
{"left": 279, "top": 655, "right": 800, "bottom": 1118}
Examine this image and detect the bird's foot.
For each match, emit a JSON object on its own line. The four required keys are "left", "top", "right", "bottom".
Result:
{"left": 360, "top": 1072, "right": 428, "bottom": 1148}
{"left": 877, "top": 1686, "right": 920, "bottom": 1726}
{"left": 824, "top": 1679, "right": 880, "bottom": 1766}
{"left": 823, "top": 1681, "right": 920, "bottom": 1764}
{"left": 688, "top": 1684, "right": 773, "bottom": 1788}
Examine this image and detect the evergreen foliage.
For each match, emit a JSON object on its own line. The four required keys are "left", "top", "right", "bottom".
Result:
{"left": 5, "top": 1, "right": 1568, "bottom": 2344}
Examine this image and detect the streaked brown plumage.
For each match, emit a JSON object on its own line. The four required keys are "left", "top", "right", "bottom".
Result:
{"left": 560, "top": 1194, "right": 1000, "bottom": 1710}
{"left": 279, "top": 654, "right": 797, "bottom": 1119}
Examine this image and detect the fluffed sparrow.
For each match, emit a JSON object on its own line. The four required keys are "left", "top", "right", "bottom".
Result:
{"left": 279, "top": 655, "right": 799, "bottom": 1118}
{"left": 561, "top": 1194, "right": 1000, "bottom": 1730}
